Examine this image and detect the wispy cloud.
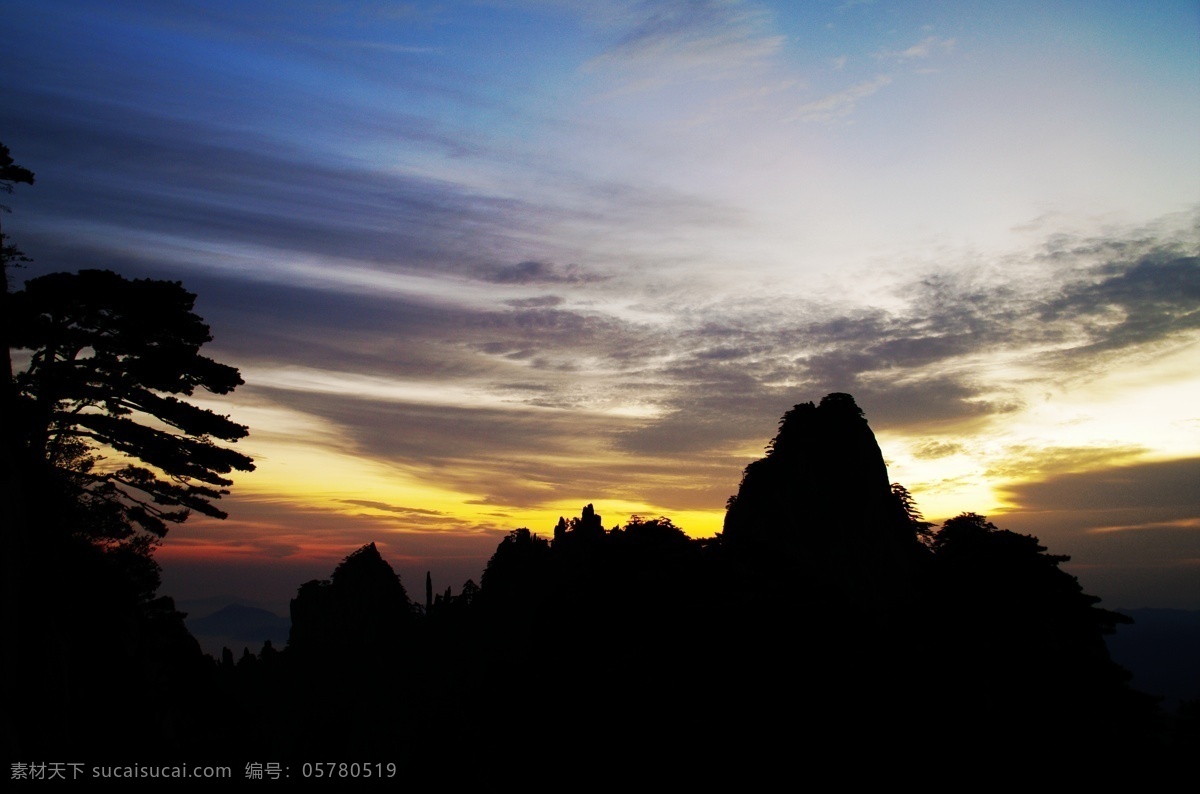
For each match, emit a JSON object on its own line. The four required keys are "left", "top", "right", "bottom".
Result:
{"left": 331, "top": 40, "right": 442, "bottom": 55}
{"left": 999, "top": 457, "right": 1200, "bottom": 514}
{"left": 160, "top": 211, "right": 1195, "bottom": 523}
{"left": 875, "top": 36, "right": 956, "bottom": 62}
{"left": 584, "top": 0, "right": 784, "bottom": 80}
{"left": 340, "top": 500, "right": 448, "bottom": 517}
{"left": 1088, "top": 518, "right": 1200, "bottom": 534}
{"left": 993, "top": 457, "right": 1200, "bottom": 606}
{"left": 787, "top": 74, "right": 892, "bottom": 122}
{"left": 477, "top": 260, "right": 607, "bottom": 285}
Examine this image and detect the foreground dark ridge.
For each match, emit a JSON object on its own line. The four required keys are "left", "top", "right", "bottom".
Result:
{"left": 9, "top": 394, "right": 1187, "bottom": 775}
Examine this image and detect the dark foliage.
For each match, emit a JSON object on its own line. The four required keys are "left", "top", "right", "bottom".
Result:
{"left": 9, "top": 269, "right": 255, "bottom": 538}
{"left": 0, "top": 141, "right": 35, "bottom": 245}
{"left": 3, "top": 146, "right": 249, "bottom": 759}
{"left": 0, "top": 142, "right": 35, "bottom": 198}
{"left": 922, "top": 511, "right": 1156, "bottom": 748}
{"left": 892, "top": 481, "right": 935, "bottom": 546}
{"left": 289, "top": 542, "right": 415, "bottom": 658}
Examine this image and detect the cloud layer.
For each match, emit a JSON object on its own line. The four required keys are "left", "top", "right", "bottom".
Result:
{"left": 5, "top": 0, "right": 1198, "bottom": 610}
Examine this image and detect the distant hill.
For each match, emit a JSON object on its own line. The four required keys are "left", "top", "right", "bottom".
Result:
{"left": 186, "top": 603, "right": 290, "bottom": 658}
{"left": 1107, "top": 608, "right": 1200, "bottom": 710}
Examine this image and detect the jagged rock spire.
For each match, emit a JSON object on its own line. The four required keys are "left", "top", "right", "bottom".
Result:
{"left": 289, "top": 542, "right": 413, "bottom": 654}
{"left": 721, "top": 394, "right": 919, "bottom": 604}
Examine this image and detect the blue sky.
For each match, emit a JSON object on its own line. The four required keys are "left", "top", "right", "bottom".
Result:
{"left": 4, "top": 0, "right": 1198, "bottom": 611}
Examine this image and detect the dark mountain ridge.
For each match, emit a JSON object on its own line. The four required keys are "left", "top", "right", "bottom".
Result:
{"left": 213, "top": 393, "right": 1170, "bottom": 771}
{"left": 1108, "top": 608, "right": 1200, "bottom": 710}
{"left": 185, "top": 603, "right": 290, "bottom": 657}
{"left": 12, "top": 393, "right": 1189, "bottom": 772}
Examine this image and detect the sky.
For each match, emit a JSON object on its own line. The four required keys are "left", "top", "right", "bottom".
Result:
{"left": 3, "top": 0, "right": 1198, "bottom": 614}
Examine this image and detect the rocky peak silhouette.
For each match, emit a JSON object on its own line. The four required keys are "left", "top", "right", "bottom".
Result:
{"left": 288, "top": 542, "right": 413, "bottom": 656}
{"left": 721, "top": 393, "right": 920, "bottom": 606}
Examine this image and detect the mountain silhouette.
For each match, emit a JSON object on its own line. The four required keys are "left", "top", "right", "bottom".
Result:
{"left": 186, "top": 603, "right": 289, "bottom": 657}
{"left": 1108, "top": 608, "right": 1200, "bottom": 710}
{"left": 724, "top": 393, "right": 898, "bottom": 540}
{"left": 721, "top": 392, "right": 923, "bottom": 614}
{"left": 288, "top": 541, "right": 414, "bottom": 658}
{"left": 17, "top": 393, "right": 1177, "bottom": 772}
